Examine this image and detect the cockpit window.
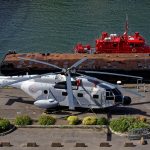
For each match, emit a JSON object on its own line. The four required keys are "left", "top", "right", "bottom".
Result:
{"left": 106, "top": 88, "right": 121, "bottom": 100}
{"left": 106, "top": 89, "right": 113, "bottom": 96}
{"left": 106, "top": 89, "right": 114, "bottom": 100}
{"left": 112, "top": 88, "right": 121, "bottom": 95}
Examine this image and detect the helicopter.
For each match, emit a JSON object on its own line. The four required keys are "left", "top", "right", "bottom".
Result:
{"left": 0, "top": 57, "right": 143, "bottom": 110}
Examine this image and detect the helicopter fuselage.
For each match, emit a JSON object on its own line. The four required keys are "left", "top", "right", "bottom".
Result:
{"left": 0, "top": 74, "right": 131, "bottom": 109}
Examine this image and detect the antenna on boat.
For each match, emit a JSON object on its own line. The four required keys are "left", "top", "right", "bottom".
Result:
{"left": 124, "top": 14, "right": 128, "bottom": 39}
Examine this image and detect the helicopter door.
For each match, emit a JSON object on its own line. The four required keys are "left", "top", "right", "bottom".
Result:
{"left": 50, "top": 86, "right": 66, "bottom": 105}
{"left": 103, "top": 90, "right": 115, "bottom": 107}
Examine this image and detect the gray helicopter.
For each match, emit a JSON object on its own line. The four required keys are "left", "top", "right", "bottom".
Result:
{"left": 0, "top": 57, "right": 143, "bottom": 110}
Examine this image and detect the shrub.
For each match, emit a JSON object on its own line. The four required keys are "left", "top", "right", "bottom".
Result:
{"left": 110, "top": 116, "right": 150, "bottom": 133}
{"left": 38, "top": 115, "right": 56, "bottom": 125}
{"left": 110, "top": 116, "right": 136, "bottom": 133}
{"left": 67, "top": 116, "right": 79, "bottom": 125}
{"left": 15, "top": 115, "right": 32, "bottom": 126}
{"left": 0, "top": 118, "right": 11, "bottom": 133}
{"left": 82, "top": 116, "right": 97, "bottom": 125}
{"left": 128, "top": 121, "right": 150, "bottom": 130}
{"left": 97, "top": 117, "right": 109, "bottom": 125}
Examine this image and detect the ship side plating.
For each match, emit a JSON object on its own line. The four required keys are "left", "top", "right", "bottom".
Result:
{"left": 1, "top": 52, "right": 150, "bottom": 83}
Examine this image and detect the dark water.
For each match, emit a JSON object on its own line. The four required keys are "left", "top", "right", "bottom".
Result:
{"left": 0, "top": 0, "right": 150, "bottom": 59}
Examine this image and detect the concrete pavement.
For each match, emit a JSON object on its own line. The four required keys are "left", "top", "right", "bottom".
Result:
{"left": 0, "top": 87, "right": 150, "bottom": 149}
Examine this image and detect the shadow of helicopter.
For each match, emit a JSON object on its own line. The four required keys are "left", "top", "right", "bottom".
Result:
{"left": 5, "top": 95, "right": 150, "bottom": 118}
{"left": 107, "top": 106, "right": 150, "bottom": 118}
{"left": 130, "top": 101, "right": 150, "bottom": 106}
{"left": 5, "top": 97, "right": 34, "bottom": 105}
{"left": 5, "top": 94, "right": 30, "bottom": 99}
{"left": 45, "top": 105, "right": 150, "bottom": 117}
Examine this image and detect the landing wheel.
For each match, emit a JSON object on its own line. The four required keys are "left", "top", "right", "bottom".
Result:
{"left": 123, "top": 96, "right": 131, "bottom": 105}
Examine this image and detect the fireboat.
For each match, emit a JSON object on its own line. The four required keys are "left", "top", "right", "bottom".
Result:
{"left": 74, "top": 18, "right": 150, "bottom": 53}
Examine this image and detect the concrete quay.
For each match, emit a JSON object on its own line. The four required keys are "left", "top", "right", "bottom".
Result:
{"left": 0, "top": 87, "right": 150, "bottom": 150}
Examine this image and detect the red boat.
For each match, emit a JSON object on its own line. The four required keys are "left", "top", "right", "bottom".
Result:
{"left": 74, "top": 18, "right": 150, "bottom": 54}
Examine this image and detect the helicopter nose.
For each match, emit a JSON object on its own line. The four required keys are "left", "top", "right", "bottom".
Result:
{"left": 114, "top": 95, "right": 131, "bottom": 105}
{"left": 114, "top": 95, "right": 123, "bottom": 103}
{"left": 122, "top": 96, "right": 132, "bottom": 105}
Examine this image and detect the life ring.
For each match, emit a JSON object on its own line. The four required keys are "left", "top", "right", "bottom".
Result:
{"left": 132, "top": 48, "right": 136, "bottom": 53}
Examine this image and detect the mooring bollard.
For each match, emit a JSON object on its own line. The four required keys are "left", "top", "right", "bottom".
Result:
{"left": 26, "top": 142, "right": 38, "bottom": 147}
{"left": 51, "top": 142, "right": 63, "bottom": 147}
{"left": 124, "top": 142, "right": 136, "bottom": 147}
{"left": 140, "top": 137, "right": 148, "bottom": 145}
{"left": 100, "top": 142, "right": 111, "bottom": 147}
{"left": 75, "top": 143, "right": 87, "bottom": 147}
{"left": 0, "top": 141, "right": 12, "bottom": 147}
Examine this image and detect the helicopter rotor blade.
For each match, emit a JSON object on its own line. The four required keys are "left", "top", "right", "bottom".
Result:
{"left": 69, "top": 57, "right": 87, "bottom": 70}
{"left": 66, "top": 73, "right": 75, "bottom": 110}
{"left": 0, "top": 72, "right": 61, "bottom": 88}
{"left": 79, "top": 70, "right": 143, "bottom": 80}
{"left": 116, "top": 85, "right": 144, "bottom": 97}
{"left": 77, "top": 72, "right": 143, "bottom": 97}
{"left": 18, "top": 57, "right": 63, "bottom": 70}
{"left": 77, "top": 72, "right": 104, "bottom": 83}
{"left": 76, "top": 72, "right": 103, "bottom": 85}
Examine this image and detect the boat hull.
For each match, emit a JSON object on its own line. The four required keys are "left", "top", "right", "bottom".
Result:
{"left": 1, "top": 52, "right": 150, "bottom": 83}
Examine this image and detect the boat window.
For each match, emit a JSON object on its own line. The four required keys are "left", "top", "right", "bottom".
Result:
{"left": 77, "top": 93, "right": 83, "bottom": 97}
{"left": 62, "top": 91, "right": 67, "bottom": 96}
{"left": 135, "top": 44, "right": 143, "bottom": 47}
{"left": 113, "top": 43, "right": 117, "bottom": 47}
{"left": 135, "top": 44, "right": 140, "bottom": 47}
{"left": 130, "top": 43, "right": 134, "bottom": 48}
{"left": 93, "top": 95, "right": 99, "bottom": 99}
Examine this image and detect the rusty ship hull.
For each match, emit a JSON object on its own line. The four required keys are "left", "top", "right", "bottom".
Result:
{"left": 1, "top": 52, "right": 150, "bottom": 83}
